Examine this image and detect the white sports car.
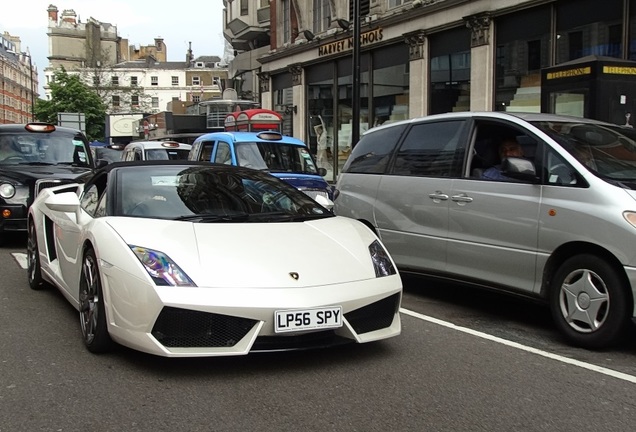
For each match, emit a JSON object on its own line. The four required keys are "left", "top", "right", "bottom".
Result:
{"left": 27, "top": 161, "right": 402, "bottom": 357}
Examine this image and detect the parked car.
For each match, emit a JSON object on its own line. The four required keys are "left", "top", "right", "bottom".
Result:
{"left": 334, "top": 111, "right": 636, "bottom": 349}
{"left": 27, "top": 161, "right": 402, "bottom": 357}
{"left": 121, "top": 140, "right": 191, "bottom": 161}
{"left": 0, "top": 122, "right": 95, "bottom": 242}
{"left": 189, "top": 131, "right": 333, "bottom": 204}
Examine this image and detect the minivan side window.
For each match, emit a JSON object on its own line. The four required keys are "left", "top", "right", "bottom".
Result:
{"left": 341, "top": 124, "right": 407, "bottom": 174}
{"left": 391, "top": 120, "right": 466, "bottom": 177}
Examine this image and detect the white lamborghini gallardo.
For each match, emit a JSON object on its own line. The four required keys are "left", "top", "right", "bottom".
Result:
{"left": 27, "top": 161, "right": 402, "bottom": 357}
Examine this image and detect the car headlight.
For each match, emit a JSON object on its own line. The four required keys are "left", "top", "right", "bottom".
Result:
{"left": 0, "top": 182, "right": 16, "bottom": 199}
{"left": 369, "top": 240, "right": 396, "bottom": 277}
{"left": 130, "top": 245, "right": 196, "bottom": 287}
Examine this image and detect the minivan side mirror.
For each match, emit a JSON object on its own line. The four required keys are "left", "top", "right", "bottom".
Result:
{"left": 502, "top": 157, "right": 538, "bottom": 183}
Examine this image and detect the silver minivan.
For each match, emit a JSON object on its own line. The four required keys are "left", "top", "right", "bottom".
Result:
{"left": 334, "top": 111, "right": 636, "bottom": 349}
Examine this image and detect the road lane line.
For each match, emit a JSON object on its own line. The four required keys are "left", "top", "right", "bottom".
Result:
{"left": 10, "top": 252, "right": 635, "bottom": 383}
{"left": 400, "top": 307, "right": 636, "bottom": 384}
{"left": 12, "top": 252, "right": 27, "bottom": 269}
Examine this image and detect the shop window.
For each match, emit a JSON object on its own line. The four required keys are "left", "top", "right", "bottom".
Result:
{"left": 429, "top": 26, "right": 471, "bottom": 115}
{"left": 494, "top": 5, "right": 550, "bottom": 113}
{"left": 556, "top": 0, "right": 622, "bottom": 63}
{"left": 372, "top": 44, "right": 409, "bottom": 127}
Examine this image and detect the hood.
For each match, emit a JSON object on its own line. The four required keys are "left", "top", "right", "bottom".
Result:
{"left": 0, "top": 164, "right": 93, "bottom": 184}
{"left": 105, "top": 216, "right": 378, "bottom": 288}
{"left": 272, "top": 173, "right": 330, "bottom": 191}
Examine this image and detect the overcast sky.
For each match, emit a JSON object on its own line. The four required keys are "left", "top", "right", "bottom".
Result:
{"left": 0, "top": 0, "right": 227, "bottom": 95}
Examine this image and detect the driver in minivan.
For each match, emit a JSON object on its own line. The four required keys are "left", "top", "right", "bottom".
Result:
{"left": 481, "top": 137, "right": 524, "bottom": 181}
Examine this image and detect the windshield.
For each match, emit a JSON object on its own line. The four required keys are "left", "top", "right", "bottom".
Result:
{"left": 531, "top": 121, "right": 636, "bottom": 181}
{"left": 145, "top": 148, "right": 190, "bottom": 160}
{"left": 0, "top": 131, "right": 91, "bottom": 167}
{"left": 118, "top": 165, "right": 332, "bottom": 222}
{"left": 235, "top": 142, "right": 319, "bottom": 175}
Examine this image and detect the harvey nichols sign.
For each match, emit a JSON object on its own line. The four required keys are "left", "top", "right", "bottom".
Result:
{"left": 318, "top": 28, "right": 383, "bottom": 57}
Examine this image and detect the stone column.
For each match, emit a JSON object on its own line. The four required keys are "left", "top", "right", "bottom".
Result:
{"left": 405, "top": 30, "right": 428, "bottom": 118}
{"left": 466, "top": 13, "right": 494, "bottom": 111}
{"left": 289, "top": 63, "right": 304, "bottom": 139}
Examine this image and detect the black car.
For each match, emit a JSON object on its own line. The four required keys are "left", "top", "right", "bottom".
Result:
{"left": 91, "top": 144, "right": 124, "bottom": 164}
{"left": 0, "top": 123, "right": 95, "bottom": 241}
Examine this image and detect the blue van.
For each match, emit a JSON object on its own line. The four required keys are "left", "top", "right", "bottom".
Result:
{"left": 189, "top": 131, "right": 333, "bottom": 202}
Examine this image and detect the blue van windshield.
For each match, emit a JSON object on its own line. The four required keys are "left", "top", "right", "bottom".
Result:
{"left": 235, "top": 142, "right": 319, "bottom": 175}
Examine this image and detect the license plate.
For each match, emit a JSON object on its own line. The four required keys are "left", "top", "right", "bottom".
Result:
{"left": 274, "top": 306, "right": 343, "bottom": 333}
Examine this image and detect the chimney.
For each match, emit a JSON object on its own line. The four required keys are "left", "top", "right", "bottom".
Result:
{"left": 186, "top": 41, "right": 193, "bottom": 64}
{"left": 47, "top": 4, "right": 58, "bottom": 23}
{"left": 61, "top": 9, "right": 77, "bottom": 24}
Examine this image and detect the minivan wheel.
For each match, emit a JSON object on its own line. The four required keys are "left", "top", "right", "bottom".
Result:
{"left": 550, "top": 254, "right": 630, "bottom": 349}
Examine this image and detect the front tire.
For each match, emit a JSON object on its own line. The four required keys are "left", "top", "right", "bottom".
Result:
{"left": 550, "top": 254, "right": 630, "bottom": 349}
{"left": 79, "top": 247, "right": 113, "bottom": 353}
{"left": 27, "top": 220, "right": 47, "bottom": 290}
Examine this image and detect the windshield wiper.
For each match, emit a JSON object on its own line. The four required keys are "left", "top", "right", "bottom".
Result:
{"left": 173, "top": 212, "right": 251, "bottom": 222}
{"left": 16, "top": 161, "right": 55, "bottom": 166}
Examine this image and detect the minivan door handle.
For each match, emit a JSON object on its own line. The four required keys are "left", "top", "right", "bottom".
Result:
{"left": 428, "top": 191, "right": 449, "bottom": 202}
{"left": 451, "top": 193, "right": 473, "bottom": 204}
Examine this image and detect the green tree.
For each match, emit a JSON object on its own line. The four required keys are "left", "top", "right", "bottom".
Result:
{"left": 34, "top": 67, "right": 107, "bottom": 142}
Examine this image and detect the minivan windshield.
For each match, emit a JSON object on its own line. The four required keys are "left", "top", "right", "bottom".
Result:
{"left": 532, "top": 121, "right": 636, "bottom": 181}
{"left": 235, "top": 142, "right": 319, "bottom": 175}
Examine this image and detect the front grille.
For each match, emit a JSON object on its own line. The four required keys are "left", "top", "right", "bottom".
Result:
{"left": 251, "top": 330, "right": 352, "bottom": 352}
{"left": 345, "top": 293, "right": 400, "bottom": 334}
{"left": 34, "top": 179, "right": 72, "bottom": 197}
{"left": 151, "top": 307, "right": 257, "bottom": 348}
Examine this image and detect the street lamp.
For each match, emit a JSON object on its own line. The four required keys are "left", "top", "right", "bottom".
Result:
{"left": 26, "top": 52, "right": 35, "bottom": 122}
{"left": 351, "top": 0, "right": 361, "bottom": 147}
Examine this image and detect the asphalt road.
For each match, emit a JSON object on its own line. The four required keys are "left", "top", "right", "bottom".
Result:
{"left": 2, "top": 232, "right": 636, "bottom": 432}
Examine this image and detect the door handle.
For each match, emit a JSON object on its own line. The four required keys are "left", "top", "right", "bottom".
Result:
{"left": 428, "top": 191, "right": 449, "bottom": 201}
{"left": 451, "top": 193, "right": 473, "bottom": 203}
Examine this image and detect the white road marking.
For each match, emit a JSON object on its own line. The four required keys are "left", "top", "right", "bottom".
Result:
{"left": 400, "top": 307, "right": 636, "bottom": 384}
{"left": 7, "top": 252, "right": 636, "bottom": 383}
{"left": 12, "top": 253, "right": 28, "bottom": 269}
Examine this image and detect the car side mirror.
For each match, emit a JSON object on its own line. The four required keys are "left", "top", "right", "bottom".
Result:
{"left": 317, "top": 167, "right": 327, "bottom": 177}
{"left": 314, "top": 194, "right": 334, "bottom": 211}
{"left": 502, "top": 157, "right": 538, "bottom": 182}
{"left": 44, "top": 191, "right": 81, "bottom": 214}
{"left": 95, "top": 159, "right": 109, "bottom": 169}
